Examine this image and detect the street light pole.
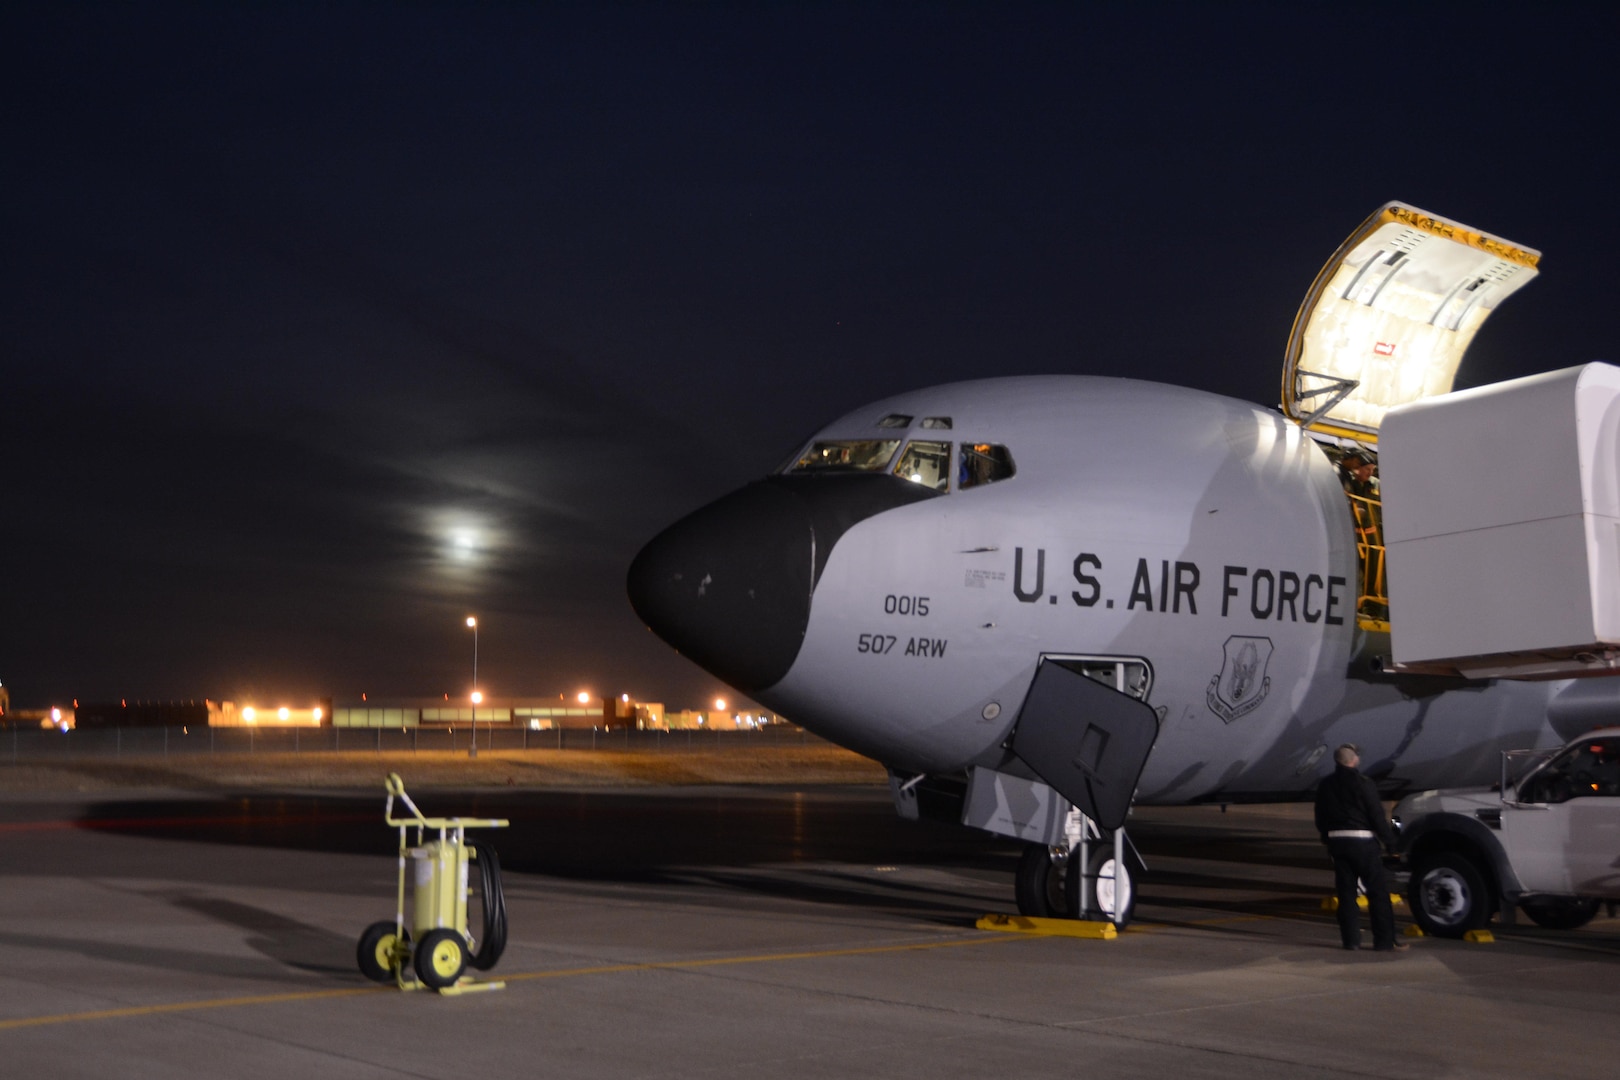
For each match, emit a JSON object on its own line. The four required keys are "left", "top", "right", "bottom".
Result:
{"left": 467, "top": 616, "right": 479, "bottom": 759}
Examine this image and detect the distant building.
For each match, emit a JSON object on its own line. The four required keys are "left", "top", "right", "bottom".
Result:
{"left": 662, "top": 708, "right": 778, "bottom": 731}
{"left": 323, "top": 695, "right": 772, "bottom": 732}
{"left": 329, "top": 697, "right": 632, "bottom": 731}
{"left": 76, "top": 701, "right": 207, "bottom": 728}
{"left": 207, "top": 700, "right": 330, "bottom": 728}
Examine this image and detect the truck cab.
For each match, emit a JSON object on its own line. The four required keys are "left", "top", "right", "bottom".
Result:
{"left": 1394, "top": 729, "right": 1620, "bottom": 936}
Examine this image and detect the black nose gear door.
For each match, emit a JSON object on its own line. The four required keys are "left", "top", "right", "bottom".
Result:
{"left": 1009, "top": 657, "right": 1159, "bottom": 832}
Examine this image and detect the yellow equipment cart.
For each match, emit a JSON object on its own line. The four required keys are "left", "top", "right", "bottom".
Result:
{"left": 356, "top": 773, "right": 509, "bottom": 994}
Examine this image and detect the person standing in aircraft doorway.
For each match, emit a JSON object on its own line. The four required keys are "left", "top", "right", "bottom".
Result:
{"left": 1314, "top": 744, "right": 1408, "bottom": 952}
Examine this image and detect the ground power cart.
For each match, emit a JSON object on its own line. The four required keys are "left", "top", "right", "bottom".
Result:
{"left": 356, "top": 773, "right": 509, "bottom": 993}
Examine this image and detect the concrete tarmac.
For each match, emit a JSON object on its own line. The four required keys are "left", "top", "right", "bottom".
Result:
{"left": 3, "top": 784, "right": 1618, "bottom": 1079}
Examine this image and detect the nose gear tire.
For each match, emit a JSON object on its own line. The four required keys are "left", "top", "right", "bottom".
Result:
{"left": 1015, "top": 844, "right": 1069, "bottom": 918}
{"left": 1069, "top": 844, "right": 1137, "bottom": 928}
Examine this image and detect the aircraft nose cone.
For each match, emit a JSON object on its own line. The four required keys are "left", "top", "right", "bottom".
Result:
{"left": 627, "top": 481, "right": 815, "bottom": 694}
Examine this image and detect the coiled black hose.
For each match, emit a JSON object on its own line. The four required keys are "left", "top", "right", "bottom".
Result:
{"left": 467, "top": 839, "right": 507, "bottom": 970}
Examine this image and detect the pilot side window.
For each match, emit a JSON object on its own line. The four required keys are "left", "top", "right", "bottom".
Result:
{"left": 1518, "top": 738, "right": 1620, "bottom": 804}
{"left": 959, "top": 443, "right": 1015, "bottom": 489}
{"left": 791, "top": 440, "right": 901, "bottom": 473}
{"left": 893, "top": 440, "right": 951, "bottom": 491}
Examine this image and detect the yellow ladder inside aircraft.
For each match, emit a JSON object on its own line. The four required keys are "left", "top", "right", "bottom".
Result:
{"left": 1348, "top": 492, "right": 1389, "bottom": 632}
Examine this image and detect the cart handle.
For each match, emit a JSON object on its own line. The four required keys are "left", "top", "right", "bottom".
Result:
{"left": 384, "top": 772, "right": 508, "bottom": 830}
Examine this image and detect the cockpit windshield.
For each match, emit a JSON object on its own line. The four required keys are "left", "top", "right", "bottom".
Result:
{"left": 790, "top": 440, "right": 902, "bottom": 473}
{"left": 787, "top": 437, "right": 1017, "bottom": 491}
{"left": 894, "top": 440, "right": 951, "bottom": 491}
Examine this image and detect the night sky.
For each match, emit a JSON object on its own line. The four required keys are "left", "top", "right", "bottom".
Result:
{"left": 4, "top": 3, "right": 1618, "bottom": 711}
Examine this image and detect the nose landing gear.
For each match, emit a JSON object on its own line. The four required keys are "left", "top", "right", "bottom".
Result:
{"left": 1012, "top": 810, "right": 1143, "bottom": 929}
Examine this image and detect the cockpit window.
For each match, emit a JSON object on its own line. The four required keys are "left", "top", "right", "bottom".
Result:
{"left": 920, "top": 416, "right": 953, "bottom": 430}
{"left": 959, "top": 443, "right": 1015, "bottom": 489}
{"left": 893, "top": 440, "right": 951, "bottom": 491}
{"left": 791, "top": 440, "right": 902, "bottom": 473}
{"left": 876, "top": 414, "right": 912, "bottom": 429}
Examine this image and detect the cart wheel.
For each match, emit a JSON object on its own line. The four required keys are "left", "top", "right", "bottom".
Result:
{"left": 357, "top": 920, "right": 409, "bottom": 983}
{"left": 414, "top": 928, "right": 468, "bottom": 990}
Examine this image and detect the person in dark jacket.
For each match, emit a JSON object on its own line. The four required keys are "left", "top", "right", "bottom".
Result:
{"left": 1314, "top": 744, "right": 1408, "bottom": 952}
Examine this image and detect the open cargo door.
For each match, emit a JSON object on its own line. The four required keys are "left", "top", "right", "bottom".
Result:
{"left": 1282, "top": 202, "right": 1540, "bottom": 441}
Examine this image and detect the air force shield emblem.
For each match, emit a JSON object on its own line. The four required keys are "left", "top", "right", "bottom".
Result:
{"left": 1207, "top": 635, "right": 1273, "bottom": 723}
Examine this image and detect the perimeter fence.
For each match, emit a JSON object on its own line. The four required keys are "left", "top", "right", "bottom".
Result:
{"left": 2, "top": 724, "right": 826, "bottom": 762}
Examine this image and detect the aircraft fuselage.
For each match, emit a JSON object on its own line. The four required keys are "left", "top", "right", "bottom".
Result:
{"left": 630, "top": 376, "right": 1568, "bottom": 804}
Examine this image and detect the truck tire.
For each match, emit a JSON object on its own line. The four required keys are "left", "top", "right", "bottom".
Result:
{"left": 1520, "top": 897, "right": 1600, "bottom": 931}
{"left": 1409, "top": 851, "right": 1492, "bottom": 938}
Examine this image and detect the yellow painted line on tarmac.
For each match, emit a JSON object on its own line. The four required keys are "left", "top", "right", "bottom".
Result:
{"left": 0, "top": 934, "right": 1012, "bottom": 1032}
{"left": 1112, "top": 913, "right": 1278, "bottom": 935}
{"left": 505, "top": 933, "right": 1015, "bottom": 983}
{"left": 0, "top": 986, "right": 386, "bottom": 1032}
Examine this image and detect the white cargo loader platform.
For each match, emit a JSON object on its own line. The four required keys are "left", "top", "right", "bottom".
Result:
{"left": 1382, "top": 362, "right": 1620, "bottom": 679}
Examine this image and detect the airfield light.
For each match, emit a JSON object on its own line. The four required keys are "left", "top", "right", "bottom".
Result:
{"left": 577, "top": 691, "right": 590, "bottom": 704}
{"left": 278, "top": 707, "right": 290, "bottom": 721}
{"left": 243, "top": 706, "right": 256, "bottom": 722}
{"left": 466, "top": 616, "right": 480, "bottom": 758}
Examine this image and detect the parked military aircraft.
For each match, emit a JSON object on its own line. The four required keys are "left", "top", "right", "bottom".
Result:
{"left": 628, "top": 203, "right": 1617, "bottom": 922}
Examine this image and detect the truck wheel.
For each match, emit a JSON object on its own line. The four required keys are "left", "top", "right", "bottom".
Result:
{"left": 356, "top": 920, "right": 408, "bottom": 983}
{"left": 1409, "top": 851, "right": 1492, "bottom": 938}
{"left": 414, "top": 928, "right": 468, "bottom": 990}
{"left": 1015, "top": 844, "right": 1068, "bottom": 917}
{"left": 1521, "top": 897, "right": 1600, "bottom": 931}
